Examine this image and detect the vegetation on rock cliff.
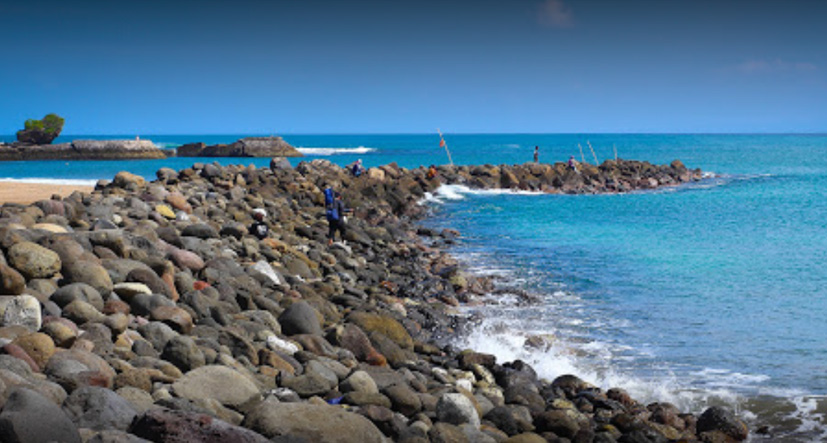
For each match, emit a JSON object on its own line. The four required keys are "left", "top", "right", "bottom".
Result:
{"left": 16, "top": 113, "right": 65, "bottom": 145}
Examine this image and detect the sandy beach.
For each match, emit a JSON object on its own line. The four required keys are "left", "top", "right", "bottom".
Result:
{"left": 0, "top": 181, "right": 93, "bottom": 205}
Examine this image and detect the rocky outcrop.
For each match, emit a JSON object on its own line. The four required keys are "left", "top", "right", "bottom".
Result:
{"left": 16, "top": 114, "right": 65, "bottom": 145}
{"left": 0, "top": 140, "right": 167, "bottom": 161}
{"left": 176, "top": 136, "right": 303, "bottom": 158}
{"left": 0, "top": 159, "right": 747, "bottom": 443}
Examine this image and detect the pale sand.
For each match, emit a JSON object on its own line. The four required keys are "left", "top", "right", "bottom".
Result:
{"left": 0, "top": 182, "right": 94, "bottom": 205}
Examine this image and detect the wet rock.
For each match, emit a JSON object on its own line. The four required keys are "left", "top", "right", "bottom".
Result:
{"left": 348, "top": 311, "right": 414, "bottom": 350}
{"left": 696, "top": 406, "right": 748, "bottom": 441}
{"left": 534, "top": 409, "right": 581, "bottom": 439}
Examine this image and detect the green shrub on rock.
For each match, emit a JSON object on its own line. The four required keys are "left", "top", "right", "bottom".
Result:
{"left": 16, "top": 113, "right": 65, "bottom": 145}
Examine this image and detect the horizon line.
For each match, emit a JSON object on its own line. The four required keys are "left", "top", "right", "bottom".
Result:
{"left": 3, "top": 131, "right": 826, "bottom": 137}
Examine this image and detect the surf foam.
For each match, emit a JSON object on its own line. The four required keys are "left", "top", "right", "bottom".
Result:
{"left": 296, "top": 146, "right": 377, "bottom": 156}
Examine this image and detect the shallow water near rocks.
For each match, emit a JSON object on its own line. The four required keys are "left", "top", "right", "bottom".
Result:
{"left": 2, "top": 133, "right": 827, "bottom": 439}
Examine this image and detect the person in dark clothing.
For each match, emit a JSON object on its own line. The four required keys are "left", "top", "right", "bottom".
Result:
{"left": 250, "top": 208, "right": 269, "bottom": 239}
{"left": 327, "top": 192, "right": 352, "bottom": 245}
{"left": 351, "top": 159, "right": 365, "bottom": 177}
{"left": 533, "top": 146, "right": 539, "bottom": 163}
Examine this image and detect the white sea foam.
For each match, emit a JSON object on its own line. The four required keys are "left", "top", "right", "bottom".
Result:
{"left": 296, "top": 146, "right": 377, "bottom": 156}
{"left": 423, "top": 184, "right": 546, "bottom": 205}
{"left": 0, "top": 178, "right": 98, "bottom": 186}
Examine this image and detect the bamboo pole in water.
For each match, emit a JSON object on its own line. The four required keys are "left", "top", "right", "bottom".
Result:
{"left": 437, "top": 128, "right": 454, "bottom": 166}
{"left": 587, "top": 140, "right": 599, "bottom": 165}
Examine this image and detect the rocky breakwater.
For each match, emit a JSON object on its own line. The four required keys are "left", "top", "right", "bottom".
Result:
{"left": 0, "top": 140, "right": 168, "bottom": 161}
{"left": 430, "top": 159, "right": 703, "bottom": 194}
{"left": 0, "top": 157, "right": 746, "bottom": 443}
{"left": 177, "top": 136, "right": 303, "bottom": 158}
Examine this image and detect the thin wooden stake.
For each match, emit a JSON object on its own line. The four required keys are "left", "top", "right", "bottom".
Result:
{"left": 437, "top": 128, "right": 454, "bottom": 166}
{"left": 587, "top": 140, "right": 598, "bottom": 165}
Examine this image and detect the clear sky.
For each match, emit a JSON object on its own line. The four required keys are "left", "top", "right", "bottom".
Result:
{"left": 0, "top": 0, "right": 824, "bottom": 134}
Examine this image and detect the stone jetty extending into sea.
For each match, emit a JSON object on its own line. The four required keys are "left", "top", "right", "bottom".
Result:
{"left": 0, "top": 140, "right": 168, "bottom": 161}
{"left": 0, "top": 158, "right": 749, "bottom": 442}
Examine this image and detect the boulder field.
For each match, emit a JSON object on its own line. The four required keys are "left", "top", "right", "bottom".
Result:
{"left": 0, "top": 158, "right": 748, "bottom": 442}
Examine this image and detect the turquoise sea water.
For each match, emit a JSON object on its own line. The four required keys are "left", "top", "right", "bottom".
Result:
{"left": 2, "top": 133, "right": 827, "bottom": 438}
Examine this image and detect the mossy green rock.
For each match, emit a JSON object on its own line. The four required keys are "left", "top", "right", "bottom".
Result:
{"left": 16, "top": 113, "right": 64, "bottom": 145}
{"left": 348, "top": 311, "right": 413, "bottom": 350}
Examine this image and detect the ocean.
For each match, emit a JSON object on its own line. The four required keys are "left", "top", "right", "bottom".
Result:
{"left": 2, "top": 133, "right": 827, "bottom": 439}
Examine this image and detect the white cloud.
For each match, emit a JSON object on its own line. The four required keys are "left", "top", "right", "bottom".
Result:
{"left": 733, "top": 59, "right": 819, "bottom": 74}
{"left": 538, "top": 0, "right": 574, "bottom": 28}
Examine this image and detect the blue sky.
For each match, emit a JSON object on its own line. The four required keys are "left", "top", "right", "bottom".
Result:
{"left": 0, "top": 0, "right": 824, "bottom": 134}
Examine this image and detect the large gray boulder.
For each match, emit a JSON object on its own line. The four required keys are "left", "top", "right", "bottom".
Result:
{"left": 278, "top": 301, "right": 323, "bottom": 336}
{"left": 243, "top": 399, "right": 386, "bottom": 443}
{"left": 62, "top": 386, "right": 137, "bottom": 431}
{"left": 0, "top": 387, "right": 81, "bottom": 443}
{"left": 171, "top": 365, "right": 260, "bottom": 408}
{"left": 436, "top": 393, "right": 481, "bottom": 429}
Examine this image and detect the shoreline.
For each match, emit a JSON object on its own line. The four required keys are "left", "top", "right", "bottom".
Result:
{"left": 0, "top": 159, "right": 757, "bottom": 442}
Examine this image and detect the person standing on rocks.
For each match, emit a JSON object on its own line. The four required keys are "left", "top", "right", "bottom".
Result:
{"left": 350, "top": 159, "right": 365, "bottom": 177}
{"left": 568, "top": 155, "right": 579, "bottom": 173}
{"left": 250, "top": 208, "right": 269, "bottom": 239}
{"left": 533, "top": 146, "right": 539, "bottom": 163}
{"left": 427, "top": 164, "right": 438, "bottom": 180}
{"left": 327, "top": 192, "right": 352, "bottom": 246}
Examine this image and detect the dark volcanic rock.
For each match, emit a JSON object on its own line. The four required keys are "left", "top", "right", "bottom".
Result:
{"left": 697, "top": 406, "right": 749, "bottom": 441}
{"left": 129, "top": 408, "right": 269, "bottom": 443}
{"left": 176, "top": 137, "right": 303, "bottom": 158}
{"left": 279, "top": 301, "right": 323, "bottom": 336}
